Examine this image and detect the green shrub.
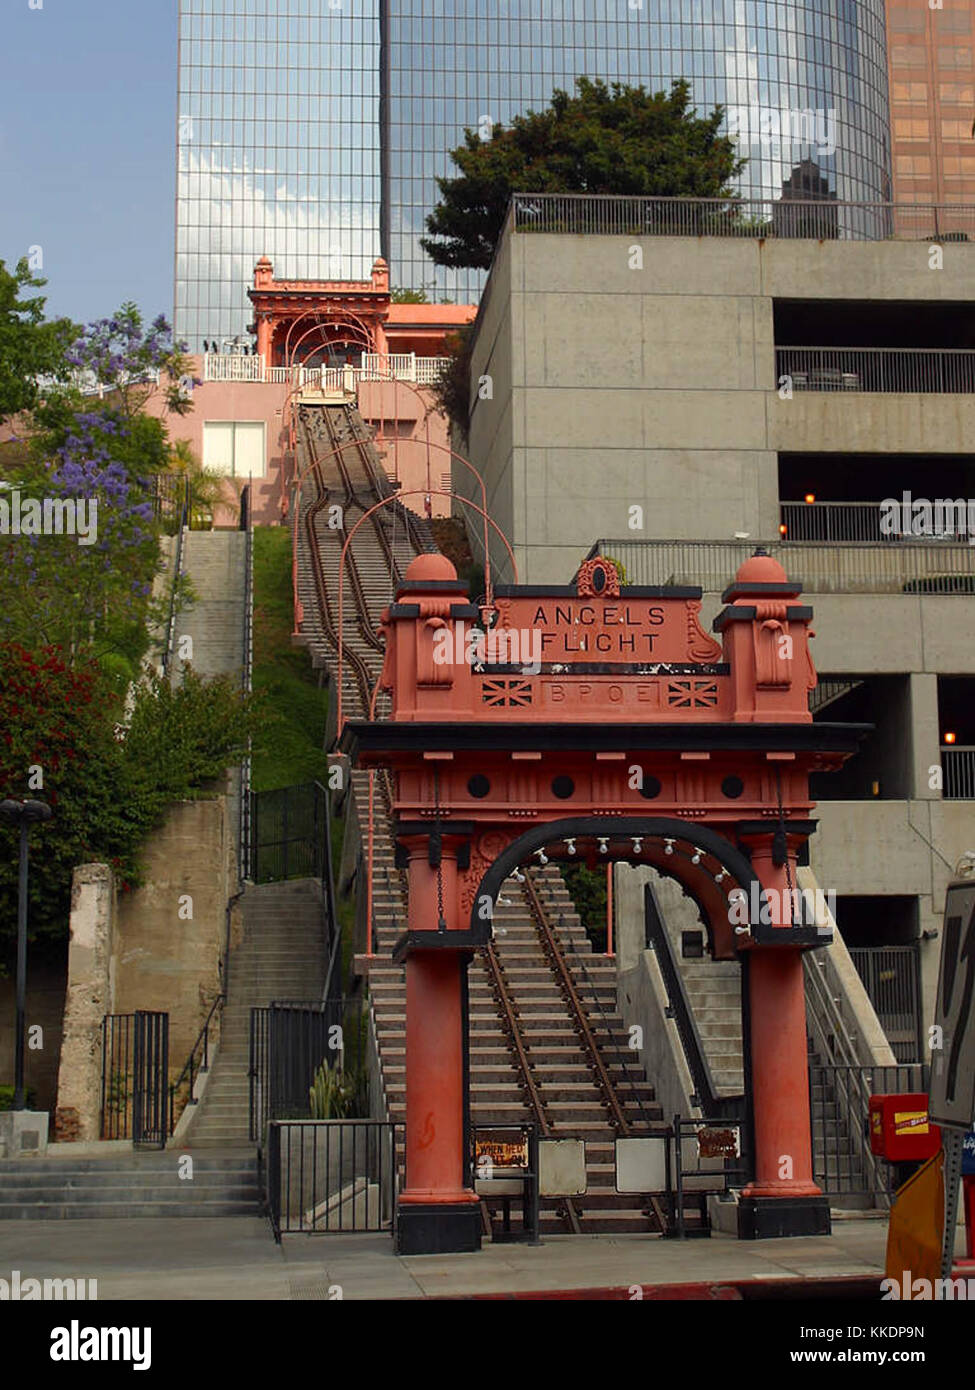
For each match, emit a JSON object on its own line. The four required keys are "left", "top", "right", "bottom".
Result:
{"left": 0, "top": 1085, "right": 37, "bottom": 1111}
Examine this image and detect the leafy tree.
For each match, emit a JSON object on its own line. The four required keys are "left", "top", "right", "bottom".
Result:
{"left": 430, "top": 324, "right": 475, "bottom": 444}
{"left": 62, "top": 304, "right": 197, "bottom": 422}
{"left": 422, "top": 77, "right": 747, "bottom": 270}
{"left": 0, "top": 648, "right": 261, "bottom": 952}
{"left": 0, "top": 259, "right": 78, "bottom": 424}
{"left": 561, "top": 863, "right": 608, "bottom": 952}
{"left": 167, "top": 438, "right": 228, "bottom": 530}
{"left": 390, "top": 287, "right": 429, "bottom": 304}
{"left": 1, "top": 308, "right": 199, "bottom": 674}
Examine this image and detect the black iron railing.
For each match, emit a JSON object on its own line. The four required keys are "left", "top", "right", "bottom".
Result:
{"left": 168, "top": 994, "right": 224, "bottom": 1135}
{"left": 238, "top": 485, "right": 254, "bottom": 885}
{"left": 250, "top": 781, "right": 327, "bottom": 884}
{"left": 808, "top": 1061, "right": 929, "bottom": 1202}
{"left": 100, "top": 1013, "right": 134, "bottom": 1140}
{"left": 265, "top": 1118, "right": 398, "bottom": 1240}
{"left": 250, "top": 779, "right": 341, "bottom": 1000}
{"left": 669, "top": 1113, "right": 752, "bottom": 1239}
{"left": 644, "top": 883, "right": 746, "bottom": 1123}
{"left": 102, "top": 1011, "right": 170, "bottom": 1148}
{"left": 249, "top": 997, "right": 363, "bottom": 1144}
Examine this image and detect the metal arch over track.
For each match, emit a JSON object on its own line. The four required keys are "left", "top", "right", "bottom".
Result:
{"left": 341, "top": 547, "right": 870, "bottom": 1254}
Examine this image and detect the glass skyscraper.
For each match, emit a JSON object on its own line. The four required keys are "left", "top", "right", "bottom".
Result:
{"left": 176, "top": 0, "right": 381, "bottom": 351}
{"left": 175, "top": 0, "right": 891, "bottom": 350}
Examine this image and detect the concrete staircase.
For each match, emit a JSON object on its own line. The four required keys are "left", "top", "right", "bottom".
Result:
{"left": 172, "top": 529, "right": 246, "bottom": 681}
{"left": 648, "top": 873, "right": 745, "bottom": 1095}
{"left": 184, "top": 880, "right": 327, "bottom": 1148}
{"left": 0, "top": 1151, "right": 259, "bottom": 1220}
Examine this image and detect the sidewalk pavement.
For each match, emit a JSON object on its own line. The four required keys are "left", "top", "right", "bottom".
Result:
{"left": 0, "top": 1213, "right": 890, "bottom": 1300}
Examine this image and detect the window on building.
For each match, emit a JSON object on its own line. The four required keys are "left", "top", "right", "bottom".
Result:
{"left": 203, "top": 421, "right": 266, "bottom": 477}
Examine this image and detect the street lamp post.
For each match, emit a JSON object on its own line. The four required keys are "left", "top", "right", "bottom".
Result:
{"left": 0, "top": 799, "right": 53, "bottom": 1111}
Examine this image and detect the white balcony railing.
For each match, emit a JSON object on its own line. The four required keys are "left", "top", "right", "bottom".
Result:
{"left": 203, "top": 353, "right": 448, "bottom": 387}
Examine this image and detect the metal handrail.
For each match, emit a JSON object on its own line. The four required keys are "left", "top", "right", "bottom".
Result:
{"left": 168, "top": 992, "right": 224, "bottom": 1133}
{"left": 586, "top": 537, "right": 975, "bottom": 595}
{"left": 777, "top": 345, "right": 975, "bottom": 394}
{"left": 643, "top": 882, "right": 732, "bottom": 1118}
{"left": 318, "top": 778, "right": 342, "bottom": 1005}
{"left": 509, "top": 192, "right": 975, "bottom": 241}
{"left": 803, "top": 952, "right": 887, "bottom": 1199}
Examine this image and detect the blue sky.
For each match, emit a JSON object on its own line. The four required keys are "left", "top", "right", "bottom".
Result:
{"left": 0, "top": 0, "right": 176, "bottom": 331}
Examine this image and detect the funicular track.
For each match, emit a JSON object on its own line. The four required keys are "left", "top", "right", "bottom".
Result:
{"left": 294, "top": 402, "right": 664, "bottom": 1235}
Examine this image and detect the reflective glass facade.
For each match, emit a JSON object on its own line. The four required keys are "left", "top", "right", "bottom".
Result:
{"left": 176, "top": 0, "right": 891, "bottom": 345}
{"left": 175, "top": 0, "right": 380, "bottom": 350}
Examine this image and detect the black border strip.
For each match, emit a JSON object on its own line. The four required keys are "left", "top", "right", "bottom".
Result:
{"left": 342, "top": 720, "right": 870, "bottom": 756}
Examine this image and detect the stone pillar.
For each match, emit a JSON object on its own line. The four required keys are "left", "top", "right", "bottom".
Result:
{"left": 54, "top": 864, "right": 117, "bottom": 1142}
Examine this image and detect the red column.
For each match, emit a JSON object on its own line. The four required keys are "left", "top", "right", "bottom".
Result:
{"left": 396, "top": 838, "right": 480, "bottom": 1253}
{"left": 401, "top": 951, "right": 469, "bottom": 1200}
{"left": 256, "top": 313, "right": 272, "bottom": 368}
{"left": 744, "top": 948, "right": 821, "bottom": 1198}
{"left": 739, "top": 833, "right": 828, "bottom": 1237}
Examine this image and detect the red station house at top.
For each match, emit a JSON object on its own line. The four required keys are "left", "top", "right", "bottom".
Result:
{"left": 340, "top": 550, "right": 867, "bottom": 1255}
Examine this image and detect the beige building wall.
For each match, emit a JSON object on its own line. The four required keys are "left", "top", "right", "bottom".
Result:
{"left": 463, "top": 232, "right": 974, "bottom": 585}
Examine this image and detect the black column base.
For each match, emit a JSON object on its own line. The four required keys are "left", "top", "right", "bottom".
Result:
{"left": 737, "top": 1195, "right": 831, "bottom": 1240}
{"left": 395, "top": 1201, "right": 482, "bottom": 1255}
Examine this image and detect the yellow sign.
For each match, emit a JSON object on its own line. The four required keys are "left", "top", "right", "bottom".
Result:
{"left": 894, "top": 1110, "right": 930, "bottom": 1137}
{"left": 475, "top": 1138, "right": 529, "bottom": 1169}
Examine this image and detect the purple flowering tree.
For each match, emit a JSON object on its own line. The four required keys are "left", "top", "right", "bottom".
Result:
{"left": 1, "top": 307, "right": 196, "bottom": 672}
{"left": 64, "top": 303, "right": 199, "bottom": 421}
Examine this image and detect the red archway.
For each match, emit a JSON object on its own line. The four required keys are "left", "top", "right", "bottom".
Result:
{"left": 341, "top": 550, "right": 866, "bottom": 1254}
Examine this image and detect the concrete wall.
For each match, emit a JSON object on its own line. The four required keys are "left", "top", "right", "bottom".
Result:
{"left": 113, "top": 795, "right": 234, "bottom": 1063}
{"left": 54, "top": 795, "right": 236, "bottom": 1140}
{"left": 465, "top": 232, "right": 975, "bottom": 585}
{"left": 809, "top": 798, "right": 975, "bottom": 1031}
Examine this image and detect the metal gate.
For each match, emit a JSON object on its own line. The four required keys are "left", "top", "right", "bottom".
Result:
{"left": 101, "top": 1011, "right": 169, "bottom": 1148}
{"left": 849, "top": 944, "right": 923, "bottom": 1061}
{"left": 265, "top": 1120, "right": 398, "bottom": 1238}
{"left": 249, "top": 1000, "right": 358, "bottom": 1142}
{"left": 250, "top": 782, "right": 326, "bottom": 883}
